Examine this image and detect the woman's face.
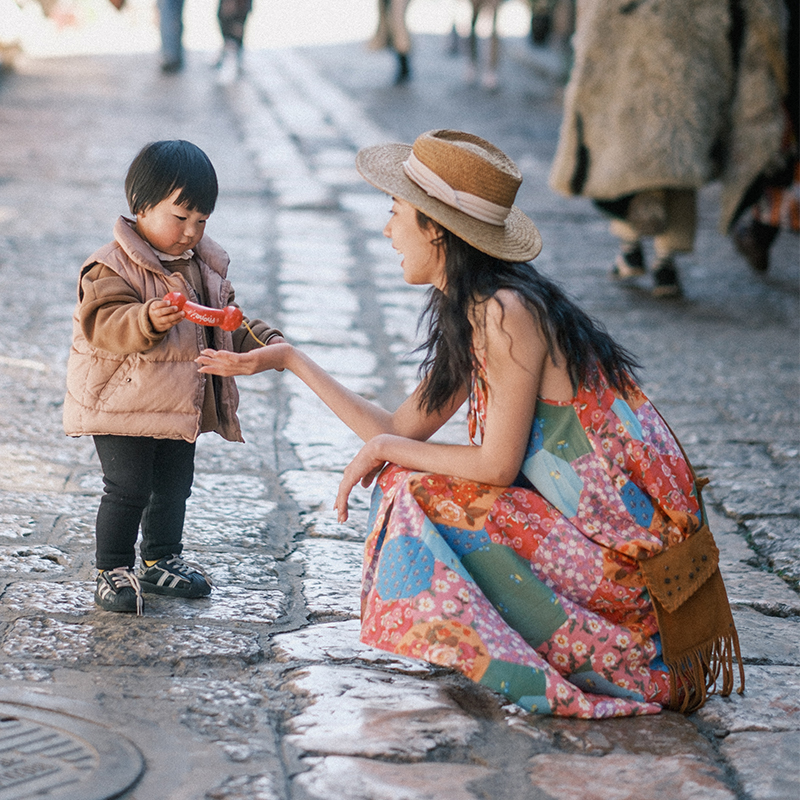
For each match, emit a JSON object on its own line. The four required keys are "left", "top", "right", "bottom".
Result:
{"left": 384, "top": 198, "right": 446, "bottom": 290}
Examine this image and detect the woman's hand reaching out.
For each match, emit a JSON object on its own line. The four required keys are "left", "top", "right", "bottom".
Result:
{"left": 196, "top": 341, "right": 292, "bottom": 376}
{"left": 335, "top": 436, "right": 389, "bottom": 522}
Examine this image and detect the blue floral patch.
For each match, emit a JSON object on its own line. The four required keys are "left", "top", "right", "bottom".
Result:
{"left": 376, "top": 535, "right": 434, "bottom": 599}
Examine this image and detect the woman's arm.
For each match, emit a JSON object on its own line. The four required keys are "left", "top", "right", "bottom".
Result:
{"left": 334, "top": 291, "right": 552, "bottom": 520}
{"left": 195, "top": 342, "right": 465, "bottom": 443}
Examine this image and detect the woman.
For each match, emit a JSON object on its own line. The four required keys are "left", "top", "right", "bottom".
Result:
{"left": 197, "top": 130, "right": 742, "bottom": 718}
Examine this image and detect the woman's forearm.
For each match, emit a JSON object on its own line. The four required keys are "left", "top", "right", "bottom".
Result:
{"left": 284, "top": 347, "right": 395, "bottom": 442}
{"left": 369, "top": 432, "right": 524, "bottom": 488}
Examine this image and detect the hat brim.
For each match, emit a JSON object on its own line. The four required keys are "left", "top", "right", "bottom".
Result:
{"left": 356, "top": 142, "right": 542, "bottom": 263}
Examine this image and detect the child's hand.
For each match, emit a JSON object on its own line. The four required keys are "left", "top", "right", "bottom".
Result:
{"left": 149, "top": 298, "right": 184, "bottom": 332}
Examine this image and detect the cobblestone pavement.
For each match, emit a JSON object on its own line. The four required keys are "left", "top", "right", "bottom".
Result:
{"left": 0, "top": 29, "right": 798, "bottom": 800}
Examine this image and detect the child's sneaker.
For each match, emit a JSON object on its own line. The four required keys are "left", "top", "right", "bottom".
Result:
{"left": 95, "top": 567, "right": 144, "bottom": 615}
{"left": 138, "top": 555, "right": 212, "bottom": 598}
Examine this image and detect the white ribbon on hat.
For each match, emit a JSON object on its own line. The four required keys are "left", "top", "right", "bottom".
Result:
{"left": 402, "top": 152, "right": 511, "bottom": 227}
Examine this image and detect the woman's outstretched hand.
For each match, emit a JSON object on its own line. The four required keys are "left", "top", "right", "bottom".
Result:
{"left": 196, "top": 342, "right": 292, "bottom": 376}
{"left": 335, "top": 437, "right": 388, "bottom": 522}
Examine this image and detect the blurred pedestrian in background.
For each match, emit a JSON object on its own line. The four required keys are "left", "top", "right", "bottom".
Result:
{"left": 215, "top": 0, "right": 252, "bottom": 85}
{"left": 732, "top": 0, "right": 798, "bottom": 274}
{"left": 156, "top": 0, "right": 185, "bottom": 72}
{"left": 549, "top": 0, "right": 787, "bottom": 298}
{"left": 369, "top": 0, "right": 412, "bottom": 84}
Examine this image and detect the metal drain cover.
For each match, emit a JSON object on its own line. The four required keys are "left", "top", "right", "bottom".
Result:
{"left": 0, "top": 701, "right": 143, "bottom": 800}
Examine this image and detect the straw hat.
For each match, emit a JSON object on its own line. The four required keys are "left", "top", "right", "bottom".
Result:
{"left": 355, "top": 129, "right": 542, "bottom": 262}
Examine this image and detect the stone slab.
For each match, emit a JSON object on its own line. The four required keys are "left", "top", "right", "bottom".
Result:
{"left": 731, "top": 607, "right": 800, "bottom": 666}
{"left": 692, "top": 665, "right": 800, "bottom": 734}
{"left": 527, "top": 753, "right": 736, "bottom": 799}
{"left": 290, "top": 538, "right": 364, "bottom": 617}
{"left": 272, "top": 618, "right": 433, "bottom": 674}
{"left": 294, "top": 755, "right": 493, "bottom": 800}
{"left": 1, "top": 617, "right": 263, "bottom": 667}
{"left": 2, "top": 580, "right": 287, "bottom": 623}
{"left": 283, "top": 664, "right": 480, "bottom": 759}
{"left": 720, "top": 731, "right": 800, "bottom": 800}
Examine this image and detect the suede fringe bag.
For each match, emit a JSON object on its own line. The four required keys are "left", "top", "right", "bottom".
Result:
{"left": 639, "top": 455, "right": 745, "bottom": 713}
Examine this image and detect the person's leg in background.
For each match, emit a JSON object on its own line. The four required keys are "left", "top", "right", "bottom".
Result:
{"left": 157, "top": 0, "right": 186, "bottom": 73}
{"left": 216, "top": 0, "right": 252, "bottom": 84}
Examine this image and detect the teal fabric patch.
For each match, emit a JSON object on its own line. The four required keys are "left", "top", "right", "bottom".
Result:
{"left": 479, "top": 658, "right": 550, "bottom": 713}
{"left": 534, "top": 402, "right": 594, "bottom": 462}
{"left": 462, "top": 543, "right": 568, "bottom": 648}
{"left": 611, "top": 397, "right": 644, "bottom": 440}
{"left": 521, "top": 448, "right": 583, "bottom": 518}
{"left": 567, "top": 669, "right": 645, "bottom": 701}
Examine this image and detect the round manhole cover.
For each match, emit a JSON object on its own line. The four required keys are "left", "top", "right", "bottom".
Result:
{"left": 0, "top": 702, "right": 143, "bottom": 800}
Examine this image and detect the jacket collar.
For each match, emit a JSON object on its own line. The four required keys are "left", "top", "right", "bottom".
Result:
{"left": 113, "top": 216, "right": 230, "bottom": 277}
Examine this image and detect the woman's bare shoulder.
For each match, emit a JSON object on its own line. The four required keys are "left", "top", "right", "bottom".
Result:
{"left": 483, "top": 289, "right": 540, "bottom": 334}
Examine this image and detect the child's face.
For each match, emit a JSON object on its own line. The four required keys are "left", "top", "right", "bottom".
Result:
{"left": 135, "top": 189, "right": 210, "bottom": 256}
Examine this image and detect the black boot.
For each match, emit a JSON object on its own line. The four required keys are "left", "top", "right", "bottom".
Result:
{"left": 733, "top": 218, "right": 779, "bottom": 273}
{"left": 395, "top": 53, "right": 411, "bottom": 84}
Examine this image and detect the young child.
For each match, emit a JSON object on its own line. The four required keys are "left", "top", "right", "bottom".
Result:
{"left": 64, "top": 140, "right": 283, "bottom": 614}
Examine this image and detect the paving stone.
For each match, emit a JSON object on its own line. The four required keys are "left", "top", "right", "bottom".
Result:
{"left": 526, "top": 753, "right": 736, "bottom": 799}
{"left": 744, "top": 516, "right": 800, "bottom": 589}
{"left": 280, "top": 469, "right": 371, "bottom": 515}
{"left": 692, "top": 665, "right": 800, "bottom": 734}
{"left": 272, "top": 618, "right": 433, "bottom": 674}
{"left": 280, "top": 283, "right": 358, "bottom": 315}
{"left": 527, "top": 711, "right": 717, "bottom": 757}
{"left": 179, "top": 518, "right": 280, "bottom": 550}
{"left": 290, "top": 538, "right": 363, "bottom": 617}
{"left": 166, "top": 678, "right": 278, "bottom": 765}
{"left": 206, "top": 773, "right": 282, "bottom": 800}
{"left": 340, "top": 192, "right": 391, "bottom": 232}
{"left": 189, "top": 474, "right": 278, "bottom": 518}
{"left": 2, "top": 581, "right": 91, "bottom": 616}
{"left": 719, "top": 731, "right": 800, "bottom": 800}
{"left": 716, "top": 530, "right": 800, "bottom": 615}
{"left": 0, "top": 661, "right": 51, "bottom": 682}
{"left": 0, "top": 544, "right": 69, "bottom": 573}
{"left": 282, "top": 325, "right": 370, "bottom": 347}
{"left": 0, "top": 444, "right": 70, "bottom": 493}
{"left": 2, "top": 617, "right": 263, "bottom": 667}
{"left": 0, "top": 512, "right": 38, "bottom": 539}
{"left": 202, "top": 552, "right": 280, "bottom": 586}
{"left": 283, "top": 664, "right": 481, "bottom": 758}
{"left": 718, "top": 484, "right": 799, "bottom": 519}
{"left": 293, "top": 344, "right": 378, "bottom": 379}
{"left": 731, "top": 607, "right": 800, "bottom": 666}
{"left": 302, "top": 511, "right": 367, "bottom": 542}
{"left": 4, "top": 579, "right": 287, "bottom": 623}
{"left": 284, "top": 393, "right": 363, "bottom": 470}
{"left": 294, "top": 755, "right": 493, "bottom": 800}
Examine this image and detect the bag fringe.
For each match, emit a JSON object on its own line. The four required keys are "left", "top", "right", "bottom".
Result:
{"left": 667, "top": 632, "right": 745, "bottom": 714}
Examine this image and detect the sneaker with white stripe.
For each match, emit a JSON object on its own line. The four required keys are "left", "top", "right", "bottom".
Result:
{"left": 95, "top": 567, "right": 144, "bottom": 615}
{"left": 137, "top": 555, "right": 212, "bottom": 598}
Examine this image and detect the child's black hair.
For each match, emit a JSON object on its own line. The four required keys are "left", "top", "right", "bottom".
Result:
{"left": 125, "top": 140, "right": 218, "bottom": 216}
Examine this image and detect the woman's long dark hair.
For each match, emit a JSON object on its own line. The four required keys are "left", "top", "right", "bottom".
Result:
{"left": 414, "top": 213, "right": 641, "bottom": 415}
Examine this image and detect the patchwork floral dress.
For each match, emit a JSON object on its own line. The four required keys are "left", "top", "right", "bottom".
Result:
{"left": 360, "top": 364, "right": 703, "bottom": 718}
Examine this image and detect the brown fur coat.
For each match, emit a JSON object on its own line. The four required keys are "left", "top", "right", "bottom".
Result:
{"left": 549, "top": 0, "right": 787, "bottom": 232}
